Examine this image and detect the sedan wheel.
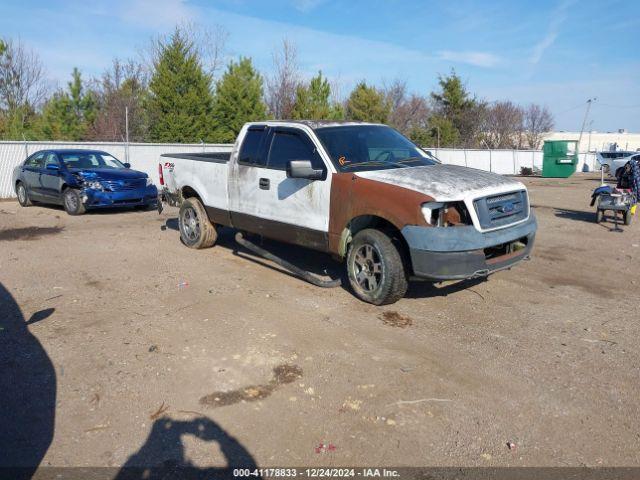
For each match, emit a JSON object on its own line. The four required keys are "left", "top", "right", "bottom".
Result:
{"left": 63, "top": 189, "right": 86, "bottom": 215}
{"left": 16, "top": 183, "right": 31, "bottom": 207}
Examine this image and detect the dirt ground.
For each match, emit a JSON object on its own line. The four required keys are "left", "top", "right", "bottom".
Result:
{"left": 1, "top": 173, "right": 639, "bottom": 472}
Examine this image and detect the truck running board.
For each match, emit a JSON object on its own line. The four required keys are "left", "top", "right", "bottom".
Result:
{"left": 234, "top": 232, "right": 342, "bottom": 289}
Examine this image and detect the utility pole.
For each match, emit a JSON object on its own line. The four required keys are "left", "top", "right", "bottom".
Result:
{"left": 125, "top": 106, "right": 130, "bottom": 165}
{"left": 578, "top": 98, "right": 596, "bottom": 170}
{"left": 482, "top": 139, "right": 492, "bottom": 172}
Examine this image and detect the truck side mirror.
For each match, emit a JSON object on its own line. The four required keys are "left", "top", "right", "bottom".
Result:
{"left": 286, "top": 160, "right": 324, "bottom": 180}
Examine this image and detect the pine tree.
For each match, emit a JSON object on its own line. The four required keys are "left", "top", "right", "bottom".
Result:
{"left": 429, "top": 69, "right": 481, "bottom": 147}
{"left": 36, "top": 68, "right": 96, "bottom": 140}
{"left": 345, "top": 82, "right": 389, "bottom": 123}
{"left": 212, "top": 57, "right": 267, "bottom": 143}
{"left": 408, "top": 116, "right": 459, "bottom": 148}
{"left": 291, "top": 71, "right": 342, "bottom": 120}
{"left": 146, "top": 30, "right": 215, "bottom": 142}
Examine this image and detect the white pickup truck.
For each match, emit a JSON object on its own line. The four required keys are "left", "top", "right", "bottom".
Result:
{"left": 160, "top": 121, "right": 537, "bottom": 305}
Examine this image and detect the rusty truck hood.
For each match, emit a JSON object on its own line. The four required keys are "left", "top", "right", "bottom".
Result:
{"left": 355, "top": 164, "right": 525, "bottom": 201}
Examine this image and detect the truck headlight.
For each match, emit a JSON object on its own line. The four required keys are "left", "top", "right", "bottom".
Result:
{"left": 421, "top": 201, "right": 471, "bottom": 227}
{"left": 421, "top": 202, "right": 444, "bottom": 225}
{"left": 146, "top": 178, "right": 153, "bottom": 186}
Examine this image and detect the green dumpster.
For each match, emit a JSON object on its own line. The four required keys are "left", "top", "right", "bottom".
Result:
{"left": 542, "top": 140, "right": 578, "bottom": 178}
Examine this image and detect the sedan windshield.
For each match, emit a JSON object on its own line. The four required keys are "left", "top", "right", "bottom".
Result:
{"left": 315, "top": 125, "right": 439, "bottom": 172}
{"left": 60, "top": 152, "right": 125, "bottom": 170}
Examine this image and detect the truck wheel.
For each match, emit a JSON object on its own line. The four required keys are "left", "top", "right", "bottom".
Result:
{"left": 63, "top": 188, "right": 86, "bottom": 215}
{"left": 624, "top": 210, "right": 632, "bottom": 225}
{"left": 16, "top": 182, "right": 32, "bottom": 207}
{"left": 595, "top": 209, "right": 603, "bottom": 223}
{"left": 346, "top": 229, "right": 408, "bottom": 305}
{"left": 179, "top": 197, "right": 217, "bottom": 249}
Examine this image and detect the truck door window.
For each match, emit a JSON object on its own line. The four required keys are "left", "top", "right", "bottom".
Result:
{"left": 267, "top": 131, "right": 321, "bottom": 170}
{"left": 239, "top": 128, "right": 267, "bottom": 166}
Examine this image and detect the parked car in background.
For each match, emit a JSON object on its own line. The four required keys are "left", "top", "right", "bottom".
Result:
{"left": 160, "top": 121, "right": 536, "bottom": 305}
{"left": 597, "top": 150, "right": 640, "bottom": 178}
{"left": 13, "top": 149, "right": 158, "bottom": 215}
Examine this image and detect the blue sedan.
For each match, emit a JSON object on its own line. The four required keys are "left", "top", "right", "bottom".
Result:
{"left": 12, "top": 149, "right": 158, "bottom": 215}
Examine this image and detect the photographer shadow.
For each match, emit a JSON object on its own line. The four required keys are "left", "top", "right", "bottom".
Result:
{"left": 0, "top": 283, "right": 56, "bottom": 480}
{"left": 115, "top": 416, "right": 259, "bottom": 480}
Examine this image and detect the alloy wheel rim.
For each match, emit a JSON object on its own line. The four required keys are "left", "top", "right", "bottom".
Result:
{"left": 18, "top": 185, "right": 26, "bottom": 204}
{"left": 353, "top": 243, "right": 383, "bottom": 292}
{"left": 181, "top": 207, "right": 200, "bottom": 241}
{"left": 65, "top": 192, "right": 77, "bottom": 211}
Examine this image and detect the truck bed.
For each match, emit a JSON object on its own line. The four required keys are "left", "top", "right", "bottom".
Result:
{"left": 160, "top": 152, "right": 231, "bottom": 216}
{"left": 161, "top": 152, "right": 231, "bottom": 163}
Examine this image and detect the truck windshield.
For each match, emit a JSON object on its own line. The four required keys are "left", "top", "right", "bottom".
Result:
{"left": 60, "top": 152, "right": 125, "bottom": 170}
{"left": 315, "top": 125, "right": 438, "bottom": 172}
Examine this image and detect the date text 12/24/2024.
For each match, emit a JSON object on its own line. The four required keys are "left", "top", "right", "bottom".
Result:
{"left": 233, "top": 468, "right": 400, "bottom": 478}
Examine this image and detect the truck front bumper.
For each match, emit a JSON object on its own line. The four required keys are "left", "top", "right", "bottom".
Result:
{"left": 401, "top": 214, "right": 537, "bottom": 281}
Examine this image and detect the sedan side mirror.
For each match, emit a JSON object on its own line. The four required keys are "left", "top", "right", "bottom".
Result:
{"left": 123, "top": 163, "right": 131, "bottom": 169}
{"left": 286, "top": 160, "right": 324, "bottom": 180}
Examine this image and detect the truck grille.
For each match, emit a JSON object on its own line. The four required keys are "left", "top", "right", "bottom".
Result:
{"left": 102, "top": 179, "right": 146, "bottom": 191}
{"left": 473, "top": 190, "right": 528, "bottom": 230}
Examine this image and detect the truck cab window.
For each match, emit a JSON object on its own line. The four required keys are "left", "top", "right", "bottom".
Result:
{"left": 267, "top": 131, "right": 320, "bottom": 170}
{"left": 239, "top": 128, "right": 266, "bottom": 166}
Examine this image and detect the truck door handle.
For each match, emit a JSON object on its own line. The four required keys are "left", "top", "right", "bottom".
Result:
{"left": 259, "top": 178, "right": 270, "bottom": 190}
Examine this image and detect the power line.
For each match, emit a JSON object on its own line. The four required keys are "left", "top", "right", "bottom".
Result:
{"left": 595, "top": 103, "right": 640, "bottom": 109}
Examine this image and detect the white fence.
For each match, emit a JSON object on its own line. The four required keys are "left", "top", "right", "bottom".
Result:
{"left": 0, "top": 141, "right": 233, "bottom": 198}
{"left": 0, "top": 141, "right": 599, "bottom": 198}
{"left": 429, "top": 147, "right": 598, "bottom": 176}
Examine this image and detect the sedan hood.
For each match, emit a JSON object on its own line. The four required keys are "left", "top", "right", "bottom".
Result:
{"left": 356, "top": 164, "right": 525, "bottom": 201}
{"left": 68, "top": 168, "right": 147, "bottom": 181}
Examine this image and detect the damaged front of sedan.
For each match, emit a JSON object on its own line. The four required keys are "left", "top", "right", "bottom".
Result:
{"left": 14, "top": 149, "right": 158, "bottom": 216}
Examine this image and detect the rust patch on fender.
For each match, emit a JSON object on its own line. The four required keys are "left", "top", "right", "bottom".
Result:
{"left": 328, "top": 173, "right": 434, "bottom": 255}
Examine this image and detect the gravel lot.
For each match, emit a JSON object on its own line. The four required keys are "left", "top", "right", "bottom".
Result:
{"left": 1, "top": 173, "right": 639, "bottom": 472}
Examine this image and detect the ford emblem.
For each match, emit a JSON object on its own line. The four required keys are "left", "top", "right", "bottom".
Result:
{"left": 498, "top": 202, "right": 515, "bottom": 214}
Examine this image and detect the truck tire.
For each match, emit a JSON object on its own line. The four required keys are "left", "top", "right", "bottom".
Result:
{"left": 624, "top": 210, "right": 632, "bottom": 225}
{"left": 16, "top": 182, "right": 32, "bottom": 207}
{"left": 63, "top": 188, "right": 86, "bottom": 215}
{"left": 179, "top": 197, "right": 217, "bottom": 249}
{"left": 346, "top": 228, "right": 408, "bottom": 305}
{"left": 595, "top": 209, "right": 603, "bottom": 224}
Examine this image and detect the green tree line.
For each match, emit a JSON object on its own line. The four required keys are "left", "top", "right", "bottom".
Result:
{"left": 0, "top": 29, "right": 553, "bottom": 148}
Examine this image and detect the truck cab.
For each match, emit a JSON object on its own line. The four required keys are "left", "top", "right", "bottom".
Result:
{"left": 160, "top": 121, "right": 536, "bottom": 305}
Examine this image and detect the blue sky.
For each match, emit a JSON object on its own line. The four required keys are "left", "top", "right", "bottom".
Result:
{"left": 1, "top": 0, "right": 639, "bottom": 131}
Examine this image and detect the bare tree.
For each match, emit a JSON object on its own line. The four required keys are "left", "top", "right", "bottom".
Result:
{"left": 482, "top": 101, "right": 525, "bottom": 149}
{"left": 0, "top": 38, "right": 48, "bottom": 129}
{"left": 382, "top": 79, "right": 430, "bottom": 135}
{"left": 523, "top": 103, "right": 554, "bottom": 149}
{"left": 266, "top": 39, "right": 300, "bottom": 119}
{"left": 89, "top": 59, "right": 148, "bottom": 141}
{"left": 199, "top": 24, "right": 229, "bottom": 80}
{"left": 142, "top": 22, "right": 228, "bottom": 80}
